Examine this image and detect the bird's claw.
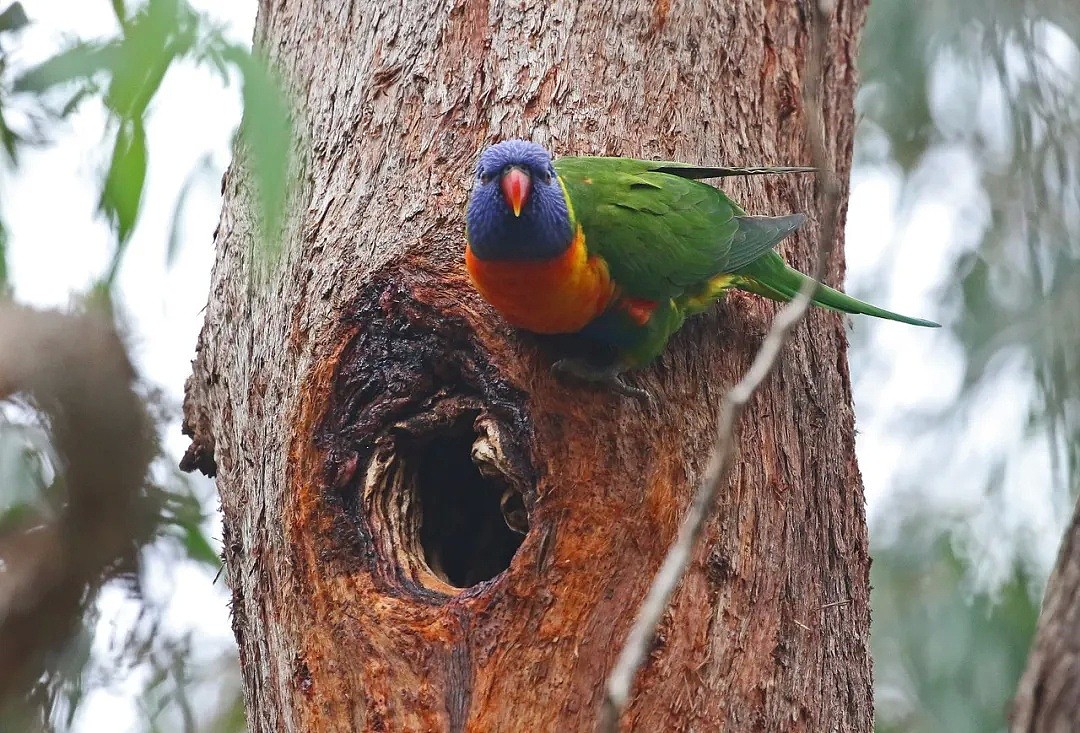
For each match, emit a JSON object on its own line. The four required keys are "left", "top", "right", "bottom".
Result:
{"left": 551, "top": 359, "right": 653, "bottom": 405}
{"left": 608, "top": 374, "right": 652, "bottom": 403}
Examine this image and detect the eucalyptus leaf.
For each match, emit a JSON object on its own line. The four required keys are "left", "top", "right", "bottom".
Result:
{"left": 874, "top": 534, "right": 1039, "bottom": 733}
{"left": 181, "top": 523, "right": 221, "bottom": 568}
{"left": 13, "top": 42, "right": 116, "bottom": 93}
{"left": 109, "top": 0, "right": 127, "bottom": 29}
{"left": 0, "top": 103, "right": 17, "bottom": 163}
{"left": 198, "top": 40, "right": 232, "bottom": 86}
{"left": 99, "top": 118, "right": 147, "bottom": 261}
{"left": 227, "top": 49, "right": 292, "bottom": 263}
{"left": 0, "top": 2, "right": 28, "bottom": 34}
{"left": 0, "top": 501, "right": 41, "bottom": 533}
{"left": 103, "top": 0, "right": 195, "bottom": 120}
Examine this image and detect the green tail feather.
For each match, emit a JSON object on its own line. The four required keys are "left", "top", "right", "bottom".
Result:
{"left": 736, "top": 252, "right": 940, "bottom": 327}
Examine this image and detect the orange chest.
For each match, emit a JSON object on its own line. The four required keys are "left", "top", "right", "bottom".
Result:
{"left": 466, "top": 229, "right": 614, "bottom": 334}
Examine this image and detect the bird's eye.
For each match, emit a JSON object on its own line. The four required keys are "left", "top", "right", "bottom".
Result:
{"left": 544, "top": 169, "right": 555, "bottom": 184}
{"left": 479, "top": 170, "right": 492, "bottom": 184}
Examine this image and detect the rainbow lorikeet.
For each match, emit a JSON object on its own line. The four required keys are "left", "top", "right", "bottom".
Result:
{"left": 465, "top": 140, "right": 938, "bottom": 399}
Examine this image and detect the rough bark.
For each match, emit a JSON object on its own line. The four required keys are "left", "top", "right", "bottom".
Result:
{"left": 1011, "top": 496, "right": 1080, "bottom": 733}
{"left": 182, "top": 1, "right": 872, "bottom": 730}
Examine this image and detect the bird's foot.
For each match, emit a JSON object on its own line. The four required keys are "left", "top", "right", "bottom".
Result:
{"left": 551, "top": 358, "right": 653, "bottom": 404}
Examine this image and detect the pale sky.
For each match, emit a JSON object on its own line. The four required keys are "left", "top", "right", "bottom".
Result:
{"left": 1, "top": 1, "right": 1068, "bottom": 730}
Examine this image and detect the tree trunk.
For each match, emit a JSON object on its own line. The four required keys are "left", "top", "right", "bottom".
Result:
{"left": 1011, "top": 496, "right": 1080, "bottom": 732}
{"left": 182, "top": 0, "right": 872, "bottom": 730}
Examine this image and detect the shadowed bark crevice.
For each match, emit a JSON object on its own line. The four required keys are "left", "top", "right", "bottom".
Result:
{"left": 180, "top": 382, "right": 218, "bottom": 478}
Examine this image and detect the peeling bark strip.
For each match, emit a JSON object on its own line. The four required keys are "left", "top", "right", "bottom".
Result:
{"left": 183, "top": 0, "right": 871, "bottom": 731}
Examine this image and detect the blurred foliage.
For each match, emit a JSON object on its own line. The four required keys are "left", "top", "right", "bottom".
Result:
{"left": 0, "top": 397, "right": 237, "bottom": 732}
{"left": 0, "top": 1, "right": 29, "bottom": 294}
{"left": 0, "top": 381, "right": 241, "bottom": 731}
{"left": 859, "top": 0, "right": 1080, "bottom": 498}
{"left": 0, "top": 0, "right": 292, "bottom": 730}
{"left": 858, "top": 0, "right": 1080, "bottom": 731}
{"left": 0, "top": 4, "right": 28, "bottom": 157}
{"left": 873, "top": 532, "right": 1039, "bottom": 733}
{"left": 2, "top": 0, "right": 291, "bottom": 288}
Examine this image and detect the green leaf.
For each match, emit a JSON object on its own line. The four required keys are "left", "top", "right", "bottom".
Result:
{"left": 226, "top": 49, "right": 292, "bottom": 263}
{"left": 873, "top": 533, "right": 1040, "bottom": 733}
{"left": 108, "top": 0, "right": 126, "bottom": 28}
{"left": 0, "top": 502, "right": 41, "bottom": 534}
{"left": 181, "top": 523, "right": 221, "bottom": 568}
{"left": 13, "top": 42, "right": 116, "bottom": 93}
{"left": 103, "top": 0, "right": 196, "bottom": 120}
{"left": 99, "top": 117, "right": 147, "bottom": 277}
{"left": 155, "top": 477, "right": 221, "bottom": 568}
{"left": 0, "top": 2, "right": 28, "bottom": 34}
{"left": 0, "top": 103, "right": 18, "bottom": 163}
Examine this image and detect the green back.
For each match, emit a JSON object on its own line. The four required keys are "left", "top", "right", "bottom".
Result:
{"left": 555, "top": 156, "right": 746, "bottom": 300}
{"left": 552, "top": 156, "right": 938, "bottom": 330}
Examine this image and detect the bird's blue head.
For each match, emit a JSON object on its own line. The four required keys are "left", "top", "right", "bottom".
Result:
{"left": 466, "top": 139, "right": 574, "bottom": 261}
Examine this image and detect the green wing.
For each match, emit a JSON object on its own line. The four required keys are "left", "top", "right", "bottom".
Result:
{"left": 554, "top": 156, "right": 803, "bottom": 300}
{"left": 725, "top": 214, "right": 805, "bottom": 271}
{"left": 649, "top": 162, "right": 817, "bottom": 179}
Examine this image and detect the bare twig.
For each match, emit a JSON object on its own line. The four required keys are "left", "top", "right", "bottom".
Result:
{"left": 600, "top": 1, "right": 840, "bottom": 729}
{"left": 0, "top": 304, "right": 155, "bottom": 699}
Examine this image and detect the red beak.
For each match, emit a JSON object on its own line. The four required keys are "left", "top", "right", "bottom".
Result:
{"left": 501, "top": 166, "right": 531, "bottom": 217}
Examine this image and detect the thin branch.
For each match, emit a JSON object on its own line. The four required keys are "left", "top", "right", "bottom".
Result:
{"left": 599, "top": 1, "right": 840, "bottom": 729}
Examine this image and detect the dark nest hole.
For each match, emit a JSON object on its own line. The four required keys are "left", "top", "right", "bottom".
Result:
{"left": 319, "top": 276, "right": 537, "bottom": 595}
{"left": 357, "top": 408, "right": 532, "bottom": 594}
{"left": 413, "top": 426, "right": 527, "bottom": 588}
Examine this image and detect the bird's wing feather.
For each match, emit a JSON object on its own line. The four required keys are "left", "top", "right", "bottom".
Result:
{"left": 726, "top": 214, "right": 806, "bottom": 271}
{"left": 555, "top": 156, "right": 802, "bottom": 300}
{"left": 652, "top": 163, "right": 817, "bottom": 179}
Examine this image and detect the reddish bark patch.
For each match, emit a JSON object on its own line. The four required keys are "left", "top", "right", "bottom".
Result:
{"left": 311, "top": 263, "right": 536, "bottom": 597}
